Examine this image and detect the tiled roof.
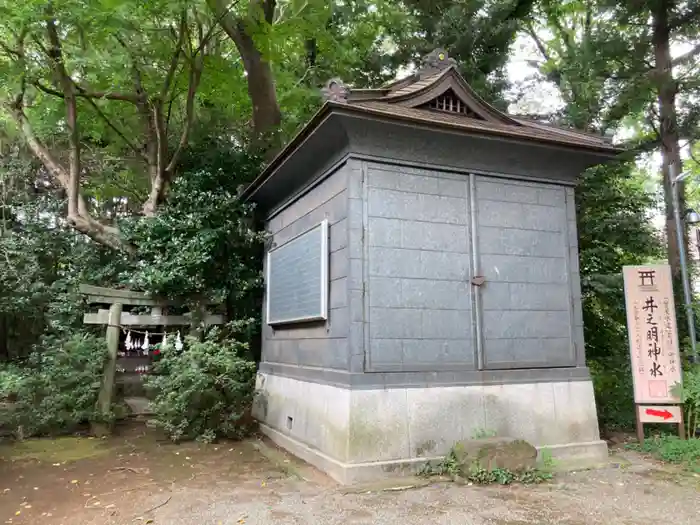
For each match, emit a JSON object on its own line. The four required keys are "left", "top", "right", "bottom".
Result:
{"left": 381, "top": 69, "right": 451, "bottom": 99}
{"left": 344, "top": 101, "right": 618, "bottom": 152}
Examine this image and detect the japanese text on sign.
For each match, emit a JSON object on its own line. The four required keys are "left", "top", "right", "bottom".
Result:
{"left": 623, "top": 265, "right": 682, "bottom": 404}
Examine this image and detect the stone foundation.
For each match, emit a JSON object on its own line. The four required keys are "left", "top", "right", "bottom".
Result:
{"left": 252, "top": 373, "right": 608, "bottom": 484}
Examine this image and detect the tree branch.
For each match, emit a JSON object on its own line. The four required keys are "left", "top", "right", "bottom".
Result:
{"left": 525, "top": 23, "right": 551, "bottom": 62}
{"left": 166, "top": 55, "right": 203, "bottom": 174}
{"left": 669, "top": 4, "right": 700, "bottom": 30}
{"left": 77, "top": 91, "right": 146, "bottom": 159}
{"left": 142, "top": 50, "right": 204, "bottom": 216}
{"left": 33, "top": 80, "right": 141, "bottom": 103}
{"left": 0, "top": 39, "right": 22, "bottom": 59}
{"left": 10, "top": 104, "right": 126, "bottom": 250}
{"left": 524, "top": 23, "right": 562, "bottom": 87}
{"left": 115, "top": 33, "right": 157, "bottom": 187}
{"left": 45, "top": 9, "right": 81, "bottom": 221}
{"left": 263, "top": 0, "right": 276, "bottom": 24}
{"left": 161, "top": 12, "right": 188, "bottom": 101}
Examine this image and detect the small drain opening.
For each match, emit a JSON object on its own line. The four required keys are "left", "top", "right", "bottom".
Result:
{"left": 286, "top": 416, "right": 293, "bottom": 430}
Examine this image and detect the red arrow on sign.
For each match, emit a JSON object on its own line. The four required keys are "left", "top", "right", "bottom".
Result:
{"left": 645, "top": 408, "right": 674, "bottom": 420}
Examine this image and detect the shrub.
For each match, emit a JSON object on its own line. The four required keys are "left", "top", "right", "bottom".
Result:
{"left": 0, "top": 333, "right": 108, "bottom": 437}
{"left": 628, "top": 435, "right": 700, "bottom": 472}
{"left": 672, "top": 364, "right": 700, "bottom": 438}
{"left": 589, "top": 358, "right": 636, "bottom": 431}
{"left": 145, "top": 331, "right": 257, "bottom": 443}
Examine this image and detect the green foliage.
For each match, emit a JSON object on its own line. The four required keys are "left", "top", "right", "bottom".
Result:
{"left": 419, "top": 446, "right": 552, "bottom": 485}
{"left": 0, "top": 333, "right": 109, "bottom": 438}
{"left": 578, "top": 163, "right": 661, "bottom": 431}
{"left": 671, "top": 365, "right": 700, "bottom": 439}
{"left": 471, "top": 428, "right": 498, "bottom": 439}
{"left": 589, "top": 360, "right": 636, "bottom": 431}
{"left": 145, "top": 331, "right": 257, "bottom": 443}
{"left": 399, "top": 0, "right": 535, "bottom": 107}
{"left": 540, "top": 447, "right": 556, "bottom": 471}
{"left": 0, "top": 159, "right": 132, "bottom": 359}
{"left": 628, "top": 435, "right": 700, "bottom": 472}
{"left": 123, "top": 164, "right": 265, "bottom": 306}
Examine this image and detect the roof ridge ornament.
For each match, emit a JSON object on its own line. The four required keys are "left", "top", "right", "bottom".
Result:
{"left": 322, "top": 78, "right": 349, "bottom": 103}
{"left": 417, "top": 48, "right": 457, "bottom": 78}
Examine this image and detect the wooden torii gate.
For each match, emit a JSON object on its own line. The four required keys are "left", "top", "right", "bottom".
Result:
{"left": 80, "top": 285, "right": 224, "bottom": 435}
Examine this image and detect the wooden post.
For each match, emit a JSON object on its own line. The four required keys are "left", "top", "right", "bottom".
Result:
{"left": 635, "top": 404, "right": 644, "bottom": 445}
{"left": 189, "top": 303, "right": 207, "bottom": 340}
{"left": 679, "top": 407, "right": 686, "bottom": 440}
{"left": 92, "top": 302, "right": 122, "bottom": 437}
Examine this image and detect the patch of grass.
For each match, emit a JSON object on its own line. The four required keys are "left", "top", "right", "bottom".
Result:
{"left": 539, "top": 447, "right": 556, "bottom": 471}
{"left": 418, "top": 446, "right": 552, "bottom": 485}
{"left": 627, "top": 435, "right": 700, "bottom": 472}
{"left": 471, "top": 428, "right": 498, "bottom": 439}
{"left": 0, "top": 436, "right": 110, "bottom": 463}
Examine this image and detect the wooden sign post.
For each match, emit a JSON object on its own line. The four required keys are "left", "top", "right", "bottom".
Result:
{"left": 623, "top": 265, "right": 685, "bottom": 443}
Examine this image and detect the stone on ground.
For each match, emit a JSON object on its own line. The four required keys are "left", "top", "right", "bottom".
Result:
{"left": 452, "top": 437, "right": 538, "bottom": 474}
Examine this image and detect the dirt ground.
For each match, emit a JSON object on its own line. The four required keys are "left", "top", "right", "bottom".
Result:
{"left": 1, "top": 425, "right": 699, "bottom": 525}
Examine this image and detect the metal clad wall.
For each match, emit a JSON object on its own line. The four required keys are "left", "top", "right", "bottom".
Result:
{"left": 262, "top": 165, "right": 351, "bottom": 371}
{"left": 475, "top": 177, "right": 576, "bottom": 368}
{"left": 363, "top": 164, "right": 476, "bottom": 371}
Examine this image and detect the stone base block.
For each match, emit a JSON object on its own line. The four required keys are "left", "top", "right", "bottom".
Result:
{"left": 253, "top": 372, "right": 608, "bottom": 484}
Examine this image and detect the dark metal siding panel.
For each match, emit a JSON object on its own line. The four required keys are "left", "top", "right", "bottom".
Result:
{"left": 475, "top": 176, "right": 576, "bottom": 369}
{"left": 363, "top": 163, "right": 476, "bottom": 372}
{"left": 343, "top": 118, "right": 599, "bottom": 184}
{"left": 261, "top": 165, "right": 351, "bottom": 371}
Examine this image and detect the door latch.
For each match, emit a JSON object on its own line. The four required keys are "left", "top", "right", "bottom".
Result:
{"left": 471, "top": 276, "right": 486, "bottom": 287}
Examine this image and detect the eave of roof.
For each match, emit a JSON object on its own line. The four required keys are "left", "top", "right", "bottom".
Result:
{"left": 241, "top": 100, "right": 622, "bottom": 203}
{"left": 240, "top": 102, "right": 334, "bottom": 202}
{"left": 349, "top": 101, "right": 618, "bottom": 152}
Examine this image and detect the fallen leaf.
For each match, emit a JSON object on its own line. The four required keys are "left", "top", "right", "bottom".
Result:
{"left": 14, "top": 512, "right": 19, "bottom": 516}
{"left": 70, "top": 480, "right": 79, "bottom": 484}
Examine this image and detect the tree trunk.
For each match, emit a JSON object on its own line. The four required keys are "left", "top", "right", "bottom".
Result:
{"left": 208, "top": 0, "right": 282, "bottom": 157}
{"left": 653, "top": 0, "right": 686, "bottom": 280}
{"left": 0, "top": 315, "right": 8, "bottom": 361}
{"left": 237, "top": 28, "right": 282, "bottom": 151}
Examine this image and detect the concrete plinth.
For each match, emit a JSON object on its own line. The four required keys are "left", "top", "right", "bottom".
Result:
{"left": 252, "top": 373, "right": 608, "bottom": 484}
